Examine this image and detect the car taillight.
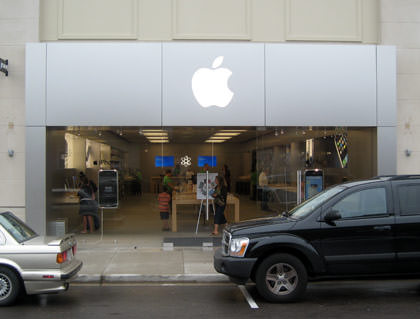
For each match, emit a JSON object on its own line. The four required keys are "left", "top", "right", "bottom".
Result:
{"left": 72, "top": 244, "right": 77, "bottom": 256}
{"left": 56, "top": 250, "right": 67, "bottom": 264}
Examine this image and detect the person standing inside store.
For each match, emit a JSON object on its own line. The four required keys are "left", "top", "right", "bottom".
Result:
{"left": 250, "top": 169, "right": 258, "bottom": 201}
{"left": 259, "top": 168, "right": 270, "bottom": 211}
{"left": 158, "top": 186, "right": 171, "bottom": 231}
{"left": 222, "top": 164, "right": 231, "bottom": 193}
{"left": 211, "top": 175, "right": 227, "bottom": 236}
{"left": 185, "top": 167, "right": 194, "bottom": 181}
{"left": 163, "top": 169, "right": 175, "bottom": 193}
{"left": 78, "top": 176, "right": 98, "bottom": 234}
{"left": 163, "top": 169, "right": 175, "bottom": 212}
{"left": 79, "top": 171, "right": 97, "bottom": 196}
{"left": 173, "top": 163, "right": 181, "bottom": 177}
{"left": 135, "top": 169, "right": 142, "bottom": 197}
{"left": 203, "top": 163, "right": 210, "bottom": 173}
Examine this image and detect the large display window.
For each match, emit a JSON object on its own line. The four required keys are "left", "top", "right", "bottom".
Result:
{"left": 45, "top": 126, "right": 377, "bottom": 238}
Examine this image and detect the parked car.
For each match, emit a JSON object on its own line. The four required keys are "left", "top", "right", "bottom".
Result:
{"left": 0, "top": 211, "right": 82, "bottom": 306}
{"left": 214, "top": 175, "right": 420, "bottom": 302}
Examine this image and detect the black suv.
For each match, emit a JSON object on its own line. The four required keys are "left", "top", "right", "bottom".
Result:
{"left": 214, "top": 176, "right": 420, "bottom": 302}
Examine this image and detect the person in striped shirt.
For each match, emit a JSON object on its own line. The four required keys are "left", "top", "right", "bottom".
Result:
{"left": 158, "top": 186, "right": 171, "bottom": 231}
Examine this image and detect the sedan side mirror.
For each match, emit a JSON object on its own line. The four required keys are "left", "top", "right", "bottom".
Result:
{"left": 324, "top": 209, "right": 341, "bottom": 225}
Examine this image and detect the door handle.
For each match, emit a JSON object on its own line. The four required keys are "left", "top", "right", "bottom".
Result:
{"left": 373, "top": 225, "right": 391, "bottom": 231}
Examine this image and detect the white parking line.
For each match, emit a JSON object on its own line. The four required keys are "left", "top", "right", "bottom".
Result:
{"left": 238, "top": 285, "right": 259, "bottom": 309}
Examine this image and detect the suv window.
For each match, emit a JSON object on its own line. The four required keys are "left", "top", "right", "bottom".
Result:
{"left": 332, "top": 187, "right": 387, "bottom": 219}
{"left": 287, "top": 186, "right": 345, "bottom": 219}
{"left": 398, "top": 184, "right": 420, "bottom": 216}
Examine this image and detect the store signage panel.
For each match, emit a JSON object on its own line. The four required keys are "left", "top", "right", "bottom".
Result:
{"left": 265, "top": 44, "right": 377, "bottom": 126}
{"left": 162, "top": 43, "right": 265, "bottom": 126}
{"left": 46, "top": 43, "right": 162, "bottom": 126}
{"left": 26, "top": 43, "right": 47, "bottom": 126}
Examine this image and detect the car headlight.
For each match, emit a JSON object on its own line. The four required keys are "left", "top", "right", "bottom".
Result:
{"left": 229, "top": 237, "right": 249, "bottom": 257}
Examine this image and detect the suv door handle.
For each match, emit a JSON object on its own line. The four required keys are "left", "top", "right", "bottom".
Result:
{"left": 373, "top": 225, "right": 392, "bottom": 231}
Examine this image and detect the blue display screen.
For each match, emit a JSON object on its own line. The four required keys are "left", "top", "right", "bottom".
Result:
{"left": 198, "top": 156, "right": 217, "bottom": 167}
{"left": 155, "top": 156, "right": 174, "bottom": 167}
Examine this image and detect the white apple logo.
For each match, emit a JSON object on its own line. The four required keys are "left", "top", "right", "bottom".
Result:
{"left": 192, "top": 56, "right": 234, "bottom": 108}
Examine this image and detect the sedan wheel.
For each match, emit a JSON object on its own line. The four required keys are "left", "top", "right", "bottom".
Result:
{"left": 256, "top": 254, "right": 307, "bottom": 302}
{"left": 0, "top": 267, "right": 21, "bottom": 306}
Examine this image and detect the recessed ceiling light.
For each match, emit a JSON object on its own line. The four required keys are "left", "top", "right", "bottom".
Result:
{"left": 209, "top": 136, "right": 232, "bottom": 140}
{"left": 214, "top": 132, "right": 241, "bottom": 136}
{"left": 205, "top": 139, "right": 225, "bottom": 143}
{"left": 143, "top": 133, "right": 168, "bottom": 137}
{"left": 146, "top": 136, "right": 169, "bottom": 140}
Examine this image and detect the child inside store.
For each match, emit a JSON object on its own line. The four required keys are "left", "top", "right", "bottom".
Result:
{"left": 158, "top": 186, "right": 171, "bottom": 231}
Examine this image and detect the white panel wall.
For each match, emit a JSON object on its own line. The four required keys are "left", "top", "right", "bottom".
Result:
{"left": 172, "top": 0, "right": 250, "bottom": 39}
{"left": 377, "top": 46, "right": 397, "bottom": 126}
{"left": 1, "top": 0, "right": 39, "bottom": 221}
{"left": 251, "top": 0, "right": 286, "bottom": 42}
{"left": 286, "top": 0, "right": 362, "bottom": 41}
{"left": 39, "top": 0, "right": 379, "bottom": 43}
{"left": 46, "top": 43, "right": 162, "bottom": 126}
{"left": 138, "top": 0, "right": 172, "bottom": 40}
{"left": 58, "top": 0, "right": 138, "bottom": 39}
{"left": 381, "top": 0, "right": 420, "bottom": 174}
{"left": 265, "top": 44, "right": 377, "bottom": 126}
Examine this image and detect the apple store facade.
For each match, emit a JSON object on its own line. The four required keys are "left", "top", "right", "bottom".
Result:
{"left": 25, "top": 42, "right": 396, "bottom": 236}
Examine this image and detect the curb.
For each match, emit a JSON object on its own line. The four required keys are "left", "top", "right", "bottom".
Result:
{"left": 75, "top": 273, "right": 230, "bottom": 283}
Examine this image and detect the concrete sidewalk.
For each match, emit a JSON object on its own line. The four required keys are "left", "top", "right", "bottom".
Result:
{"left": 74, "top": 234, "right": 229, "bottom": 283}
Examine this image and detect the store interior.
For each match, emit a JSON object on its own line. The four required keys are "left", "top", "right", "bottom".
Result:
{"left": 45, "top": 126, "right": 377, "bottom": 237}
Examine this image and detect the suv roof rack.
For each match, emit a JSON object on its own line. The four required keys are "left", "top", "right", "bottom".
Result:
{"left": 373, "top": 175, "right": 420, "bottom": 181}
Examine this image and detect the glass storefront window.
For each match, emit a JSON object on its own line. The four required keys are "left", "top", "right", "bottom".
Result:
{"left": 45, "top": 127, "right": 377, "bottom": 238}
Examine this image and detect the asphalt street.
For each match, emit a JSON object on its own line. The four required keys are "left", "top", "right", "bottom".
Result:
{"left": 2, "top": 280, "right": 420, "bottom": 319}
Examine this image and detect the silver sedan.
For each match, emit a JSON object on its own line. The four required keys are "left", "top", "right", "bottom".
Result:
{"left": 0, "top": 211, "right": 83, "bottom": 306}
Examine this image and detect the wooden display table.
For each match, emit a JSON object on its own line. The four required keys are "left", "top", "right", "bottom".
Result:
{"left": 266, "top": 184, "right": 297, "bottom": 193}
{"left": 150, "top": 176, "right": 191, "bottom": 193}
{"left": 171, "top": 192, "right": 240, "bottom": 232}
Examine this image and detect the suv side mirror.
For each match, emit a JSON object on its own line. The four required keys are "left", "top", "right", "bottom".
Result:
{"left": 324, "top": 209, "right": 341, "bottom": 225}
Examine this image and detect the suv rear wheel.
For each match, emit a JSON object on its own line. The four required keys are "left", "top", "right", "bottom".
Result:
{"left": 255, "top": 253, "right": 307, "bottom": 302}
{"left": 0, "top": 266, "right": 21, "bottom": 306}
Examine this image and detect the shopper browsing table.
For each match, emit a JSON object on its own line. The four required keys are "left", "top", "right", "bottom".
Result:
{"left": 163, "top": 169, "right": 175, "bottom": 193}
{"left": 211, "top": 175, "right": 227, "bottom": 236}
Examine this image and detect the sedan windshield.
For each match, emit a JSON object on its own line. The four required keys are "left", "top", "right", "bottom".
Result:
{"left": 287, "top": 186, "right": 346, "bottom": 220}
{"left": 0, "top": 212, "right": 37, "bottom": 243}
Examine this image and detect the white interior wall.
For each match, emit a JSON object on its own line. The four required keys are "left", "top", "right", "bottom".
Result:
{"left": 64, "top": 133, "right": 86, "bottom": 172}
